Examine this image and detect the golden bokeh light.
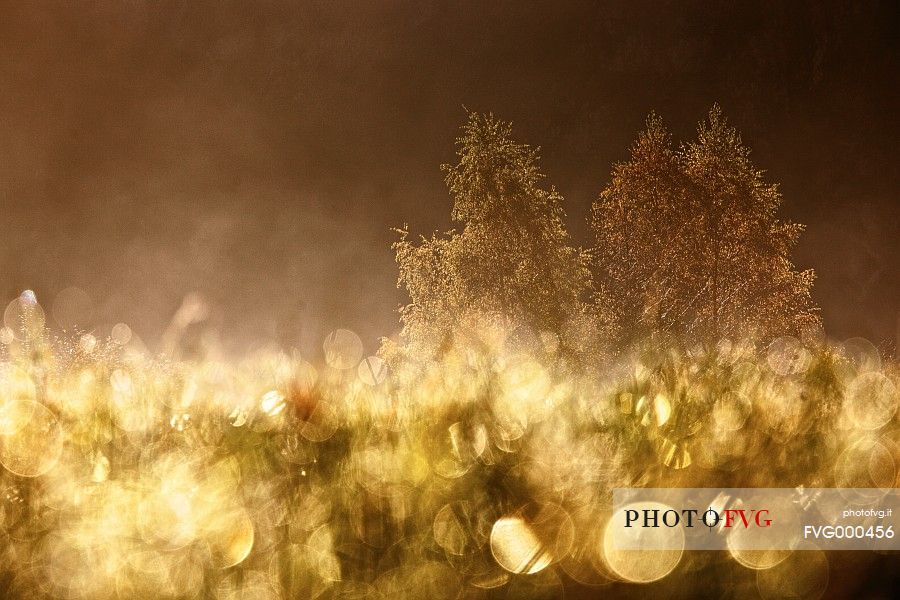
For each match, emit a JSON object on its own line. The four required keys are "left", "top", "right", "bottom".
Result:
{"left": 0, "top": 400, "right": 64, "bottom": 477}
{"left": 0, "top": 292, "right": 895, "bottom": 598}
{"left": 323, "top": 328, "right": 363, "bottom": 370}
{"left": 489, "top": 502, "right": 574, "bottom": 575}
{"left": 490, "top": 515, "right": 551, "bottom": 574}
{"left": 602, "top": 502, "right": 684, "bottom": 583}
{"left": 756, "top": 544, "right": 829, "bottom": 600}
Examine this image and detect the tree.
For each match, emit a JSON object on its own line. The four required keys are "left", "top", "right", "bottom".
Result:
{"left": 591, "top": 106, "right": 819, "bottom": 348}
{"left": 386, "top": 112, "right": 596, "bottom": 363}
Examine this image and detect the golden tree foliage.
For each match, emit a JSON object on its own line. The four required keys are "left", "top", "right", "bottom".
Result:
{"left": 388, "top": 113, "right": 595, "bottom": 362}
{"left": 592, "top": 106, "right": 820, "bottom": 347}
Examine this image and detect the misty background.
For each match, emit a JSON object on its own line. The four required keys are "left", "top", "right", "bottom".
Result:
{"left": 1, "top": 1, "right": 897, "bottom": 356}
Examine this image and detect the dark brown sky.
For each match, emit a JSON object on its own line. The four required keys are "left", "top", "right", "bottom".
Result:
{"left": 1, "top": 1, "right": 898, "bottom": 355}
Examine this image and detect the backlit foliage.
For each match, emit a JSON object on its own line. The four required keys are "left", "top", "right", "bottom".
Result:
{"left": 388, "top": 113, "right": 599, "bottom": 365}
{"left": 592, "top": 106, "right": 819, "bottom": 348}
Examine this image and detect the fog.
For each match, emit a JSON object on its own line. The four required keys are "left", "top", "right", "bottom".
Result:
{"left": 2, "top": 1, "right": 897, "bottom": 355}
